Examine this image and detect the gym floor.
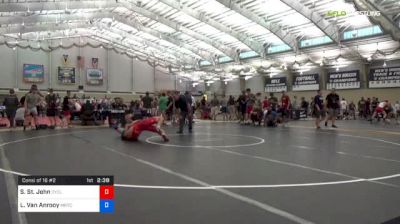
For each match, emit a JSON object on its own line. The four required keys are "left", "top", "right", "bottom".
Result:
{"left": 0, "top": 120, "right": 400, "bottom": 224}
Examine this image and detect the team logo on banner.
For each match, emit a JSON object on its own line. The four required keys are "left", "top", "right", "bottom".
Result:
{"left": 62, "top": 54, "right": 69, "bottom": 66}
{"left": 77, "top": 56, "right": 85, "bottom": 69}
{"left": 92, "top": 58, "right": 99, "bottom": 69}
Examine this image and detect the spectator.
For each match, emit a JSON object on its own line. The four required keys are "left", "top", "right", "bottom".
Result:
{"left": 365, "top": 97, "right": 371, "bottom": 119}
{"left": 348, "top": 101, "right": 356, "bottom": 120}
{"left": 184, "top": 91, "right": 194, "bottom": 125}
{"left": 313, "top": 90, "right": 325, "bottom": 129}
{"left": 142, "top": 92, "right": 153, "bottom": 116}
{"left": 24, "top": 84, "right": 42, "bottom": 130}
{"left": 280, "top": 91, "right": 291, "bottom": 126}
{"left": 245, "top": 88, "right": 254, "bottom": 124}
{"left": 394, "top": 101, "right": 400, "bottom": 124}
{"left": 292, "top": 95, "right": 298, "bottom": 110}
{"left": 210, "top": 95, "right": 220, "bottom": 121}
{"left": 62, "top": 90, "right": 72, "bottom": 128}
{"left": 45, "top": 88, "right": 58, "bottom": 129}
{"left": 3, "top": 89, "right": 19, "bottom": 128}
{"left": 238, "top": 91, "right": 247, "bottom": 123}
{"left": 158, "top": 93, "right": 168, "bottom": 121}
{"left": 220, "top": 95, "right": 228, "bottom": 121}
{"left": 300, "top": 97, "right": 309, "bottom": 114}
{"left": 340, "top": 98, "right": 348, "bottom": 119}
{"left": 325, "top": 88, "right": 340, "bottom": 128}
{"left": 358, "top": 97, "right": 366, "bottom": 119}
{"left": 228, "top": 95, "right": 236, "bottom": 120}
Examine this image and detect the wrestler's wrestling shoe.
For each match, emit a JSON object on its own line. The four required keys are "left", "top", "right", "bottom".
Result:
{"left": 161, "top": 134, "right": 169, "bottom": 142}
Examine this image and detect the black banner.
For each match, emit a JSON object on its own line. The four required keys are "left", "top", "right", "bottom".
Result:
{"left": 265, "top": 77, "right": 287, "bottom": 93}
{"left": 327, "top": 70, "right": 360, "bottom": 90}
{"left": 292, "top": 74, "right": 320, "bottom": 91}
{"left": 369, "top": 67, "right": 400, "bottom": 88}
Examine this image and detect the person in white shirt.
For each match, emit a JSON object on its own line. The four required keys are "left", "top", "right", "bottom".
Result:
{"left": 394, "top": 101, "right": 400, "bottom": 124}
{"left": 340, "top": 98, "right": 348, "bottom": 119}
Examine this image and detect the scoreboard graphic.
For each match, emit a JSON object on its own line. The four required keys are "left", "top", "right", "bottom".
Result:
{"left": 18, "top": 176, "right": 114, "bottom": 213}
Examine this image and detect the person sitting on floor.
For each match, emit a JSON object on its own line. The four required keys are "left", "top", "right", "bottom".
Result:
{"left": 113, "top": 114, "right": 169, "bottom": 142}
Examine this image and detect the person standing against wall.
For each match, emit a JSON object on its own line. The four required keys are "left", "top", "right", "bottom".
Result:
{"left": 62, "top": 90, "right": 72, "bottom": 128}
{"left": 358, "top": 97, "right": 366, "bottom": 119}
{"left": 45, "top": 88, "right": 58, "bottom": 129}
{"left": 158, "top": 92, "right": 168, "bottom": 123}
{"left": 210, "top": 95, "right": 220, "bottom": 121}
{"left": 325, "top": 88, "right": 340, "bottom": 128}
{"left": 3, "top": 89, "right": 19, "bottom": 129}
{"left": 238, "top": 91, "right": 247, "bottom": 124}
{"left": 227, "top": 95, "right": 235, "bottom": 121}
{"left": 220, "top": 95, "right": 228, "bottom": 121}
{"left": 340, "top": 98, "right": 348, "bottom": 120}
{"left": 394, "top": 101, "right": 400, "bottom": 124}
{"left": 142, "top": 92, "right": 153, "bottom": 117}
{"left": 280, "top": 91, "right": 291, "bottom": 126}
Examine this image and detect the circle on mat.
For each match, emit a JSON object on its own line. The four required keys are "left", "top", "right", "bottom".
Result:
{"left": 145, "top": 133, "right": 265, "bottom": 148}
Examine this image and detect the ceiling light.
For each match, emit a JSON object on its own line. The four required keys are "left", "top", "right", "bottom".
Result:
{"left": 383, "top": 61, "right": 387, "bottom": 67}
{"left": 336, "top": 66, "right": 340, "bottom": 71}
{"left": 225, "top": 81, "right": 228, "bottom": 85}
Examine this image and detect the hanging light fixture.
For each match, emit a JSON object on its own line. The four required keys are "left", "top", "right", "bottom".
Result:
{"left": 383, "top": 61, "right": 387, "bottom": 67}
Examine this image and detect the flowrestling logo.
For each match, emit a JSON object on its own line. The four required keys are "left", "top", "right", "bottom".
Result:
{"left": 326, "top": 10, "right": 381, "bottom": 17}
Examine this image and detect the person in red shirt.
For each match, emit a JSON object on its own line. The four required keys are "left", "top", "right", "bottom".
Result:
{"left": 114, "top": 114, "right": 169, "bottom": 142}
{"left": 280, "top": 91, "right": 291, "bottom": 126}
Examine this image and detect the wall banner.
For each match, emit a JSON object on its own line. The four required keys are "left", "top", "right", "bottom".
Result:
{"left": 327, "top": 70, "right": 360, "bottom": 90}
{"left": 368, "top": 67, "right": 400, "bottom": 88}
{"left": 265, "top": 77, "right": 287, "bottom": 93}
{"left": 292, "top": 74, "right": 319, "bottom": 91}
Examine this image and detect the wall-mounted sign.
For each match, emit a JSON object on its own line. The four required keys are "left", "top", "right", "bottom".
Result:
{"left": 77, "top": 56, "right": 85, "bottom": 69}
{"left": 86, "top": 68, "right": 103, "bottom": 85}
{"left": 368, "top": 67, "right": 400, "bottom": 88}
{"left": 58, "top": 67, "right": 76, "bottom": 84}
{"left": 292, "top": 74, "right": 319, "bottom": 91}
{"left": 23, "top": 64, "right": 44, "bottom": 83}
{"left": 92, "top": 58, "right": 99, "bottom": 69}
{"left": 265, "top": 77, "right": 287, "bottom": 93}
{"left": 327, "top": 70, "right": 360, "bottom": 90}
{"left": 62, "top": 54, "right": 69, "bottom": 66}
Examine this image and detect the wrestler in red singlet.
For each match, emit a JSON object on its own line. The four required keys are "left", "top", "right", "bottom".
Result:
{"left": 127, "top": 117, "right": 162, "bottom": 140}
{"left": 115, "top": 115, "right": 169, "bottom": 142}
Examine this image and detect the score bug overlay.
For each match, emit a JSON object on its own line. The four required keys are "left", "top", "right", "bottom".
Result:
{"left": 18, "top": 176, "right": 114, "bottom": 213}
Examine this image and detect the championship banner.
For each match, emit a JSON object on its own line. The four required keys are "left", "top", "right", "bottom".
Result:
{"left": 23, "top": 64, "right": 44, "bottom": 83}
{"left": 86, "top": 68, "right": 103, "bottom": 85}
{"left": 292, "top": 74, "right": 320, "bottom": 91}
{"left": 62, "top": 54, "right": 69, "bottom": 66}
{"left": 327, "top": 70, "right": 360, "bottom": 90}
{"left": 368, "top": 67, "right": 400, "bottom": 88}
{"left": 265, "top": 77, "right": 287, "bottom": 93}
{"left": 58, "top": 67, "right": 76, "bottom": 84}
